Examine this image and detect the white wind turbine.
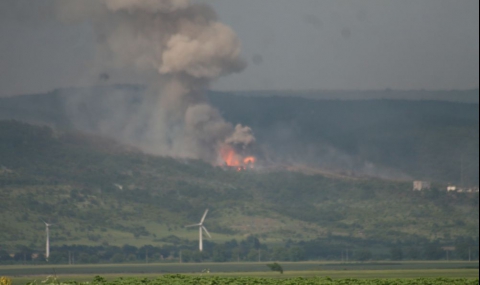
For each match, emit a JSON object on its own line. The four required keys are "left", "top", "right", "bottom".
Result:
{"left": 186, "top": 209, "right": 211, "bottom": 252}
{"left": 42, "top": 220, "right": 53, "bottom": 261}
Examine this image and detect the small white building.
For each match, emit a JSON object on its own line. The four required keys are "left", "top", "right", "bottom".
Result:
{"left": 413, "top": 181, "right": 431, "bottom": 191}
{"left": 447, "top": 185, "right": 457, "bottom": 192}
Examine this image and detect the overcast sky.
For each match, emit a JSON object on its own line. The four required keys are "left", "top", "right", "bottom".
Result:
{"left": 0, "top": 0, "right": 478, "bottom": 97}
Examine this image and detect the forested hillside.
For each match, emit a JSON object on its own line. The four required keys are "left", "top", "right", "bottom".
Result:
{"left": 0, "top": 87, "right": 478, "bottom": 185}
{"left": 1, "top": 121, "right": 478, "bottom": 258}
{"left": 209, "top": 91, "right": 479, "bottom": 185}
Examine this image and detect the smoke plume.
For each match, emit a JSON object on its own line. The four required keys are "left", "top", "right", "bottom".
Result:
{"left": 55, "top": 0, "right": 253, "bottom": 162}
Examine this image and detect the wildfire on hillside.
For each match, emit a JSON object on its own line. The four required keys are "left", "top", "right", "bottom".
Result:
{"left": 220, "top": 145, "right": 256, "bottom": 171}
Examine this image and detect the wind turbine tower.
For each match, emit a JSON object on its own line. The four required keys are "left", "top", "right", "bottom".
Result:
{"left": 43, "top": 221, "right": 53, "bottom": 261}
{"left": 186, "top": 209, "right": 211, "bottom": 252}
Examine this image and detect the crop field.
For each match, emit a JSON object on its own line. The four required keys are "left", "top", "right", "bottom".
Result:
{"left": 4, "top": 275, "right": 480, "bottom": 285}
{"left": 2, "top": 262, "right": 478, "bottom": 285}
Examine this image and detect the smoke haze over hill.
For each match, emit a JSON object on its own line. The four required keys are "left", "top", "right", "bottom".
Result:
{"left": 45, "top": 0, "right": 254, "bottom": 163}
{"left": 0, "top": 88, "right": 478, "bottom": 185}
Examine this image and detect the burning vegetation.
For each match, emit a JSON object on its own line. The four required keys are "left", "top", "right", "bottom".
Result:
{"left": 219, "top": 144, "right": 257, "bottom": 171}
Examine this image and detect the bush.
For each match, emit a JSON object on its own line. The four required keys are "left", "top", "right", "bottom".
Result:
{"left": 267, "top": 263, "right": 284, "bottom": 274}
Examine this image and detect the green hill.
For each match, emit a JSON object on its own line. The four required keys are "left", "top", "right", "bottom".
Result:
{"left": 1, "top": 121, "right": 478, "bottom": 255}
{"left": 0, "top": 87, "right": 478, "bottom": 185}
{"left": 209, "top": 91, "right": 479, "bottom": 185}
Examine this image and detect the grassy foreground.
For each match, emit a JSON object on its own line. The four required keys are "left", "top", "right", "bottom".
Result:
{"left": 5, "top": 275, "right": 480, "bottom": 285}
{"left": 3, "top": 262, "right": 478, "bottom": 285}
{"left": 6, "top": 270, "right": 480, "bottom": 285}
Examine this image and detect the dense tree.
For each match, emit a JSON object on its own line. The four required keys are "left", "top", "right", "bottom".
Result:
{"left": 267, "top": 262, "right": 284, "bottom": 274}
{"left": 355, "top": 249, "right": 373, "bottom": 261}
{"left": 424, "top": 244, "right": 444, "bottom": 260}
{"left": 212, "top": 245, "right": 228, "bottom": 262}
{"left": 390, "top": 247, "right": 404, "bottom": 261}
{"left": 111, "top": 253, "right": 124, "bottom": 263}
{"left": 455, "top": 237, "right": 479, "bottom": 260}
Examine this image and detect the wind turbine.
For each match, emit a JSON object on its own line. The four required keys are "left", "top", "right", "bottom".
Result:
{"left": 186, "top": 209, "right": 211, "bottom": 252}
{"left": 42, "top": 220, "right": 53, "bottom": 261}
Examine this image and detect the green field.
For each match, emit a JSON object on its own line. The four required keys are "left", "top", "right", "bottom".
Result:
{"left": 2, "top": 261, "right": 478, "bottom": 285}
{"left": 6, "top": 273, "right": 480, "bottom": 285}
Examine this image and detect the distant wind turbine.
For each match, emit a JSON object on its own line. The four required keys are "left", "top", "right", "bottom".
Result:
{"left": 42, "top": 220, "right": 53, "bottom": 261}
{"left": 185, "top": 209, "right": 211, "bottom": 252}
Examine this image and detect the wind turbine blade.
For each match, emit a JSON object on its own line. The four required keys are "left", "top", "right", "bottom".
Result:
{"left": 185, "top": 224, "right": 201, "bottom": 228}
{"left": 202, "top": 226, "right": 212, "bottom": 238}
{"left": 200, "top": 209, "right": 209, "bottom": 224}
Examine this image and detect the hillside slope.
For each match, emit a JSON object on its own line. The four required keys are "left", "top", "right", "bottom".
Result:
{"left": 0, "top": 87, "right": 478, "bottom": 185}
{"left": 1, "top": 121, "right": 478, "bottom": 251}
{"left": 209, "top": 92, "right": 479, "bottom": 185}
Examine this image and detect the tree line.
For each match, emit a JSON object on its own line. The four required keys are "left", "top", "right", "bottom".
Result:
{"left": 1, "top": 236, "right": 478, "bottom": 265}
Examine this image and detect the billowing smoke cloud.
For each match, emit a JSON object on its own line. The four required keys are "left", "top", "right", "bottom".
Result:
{"left": 55, "top": 0, "right": 253, "bottom": 162}
{"left": 226, "top": 125, "right": 256, "bottom": 148}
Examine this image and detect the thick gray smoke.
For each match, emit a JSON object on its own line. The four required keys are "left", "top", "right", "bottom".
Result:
{"left": 55, "top": 0, "right": 254, "bottom": 162}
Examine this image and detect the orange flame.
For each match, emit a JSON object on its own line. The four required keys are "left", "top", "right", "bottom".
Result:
{"left": 220, "top": 146, "right": 256, "bottom": 169}
{"left": 244, "top": 156, "right": 256, "bottom": 165}
{"left": 220, "top": 146, "right": 242, "bottom": 167}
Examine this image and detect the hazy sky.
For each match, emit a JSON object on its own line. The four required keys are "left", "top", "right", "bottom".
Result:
{"left": 0, "top": 0, "right": 478, "bottom": 97}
